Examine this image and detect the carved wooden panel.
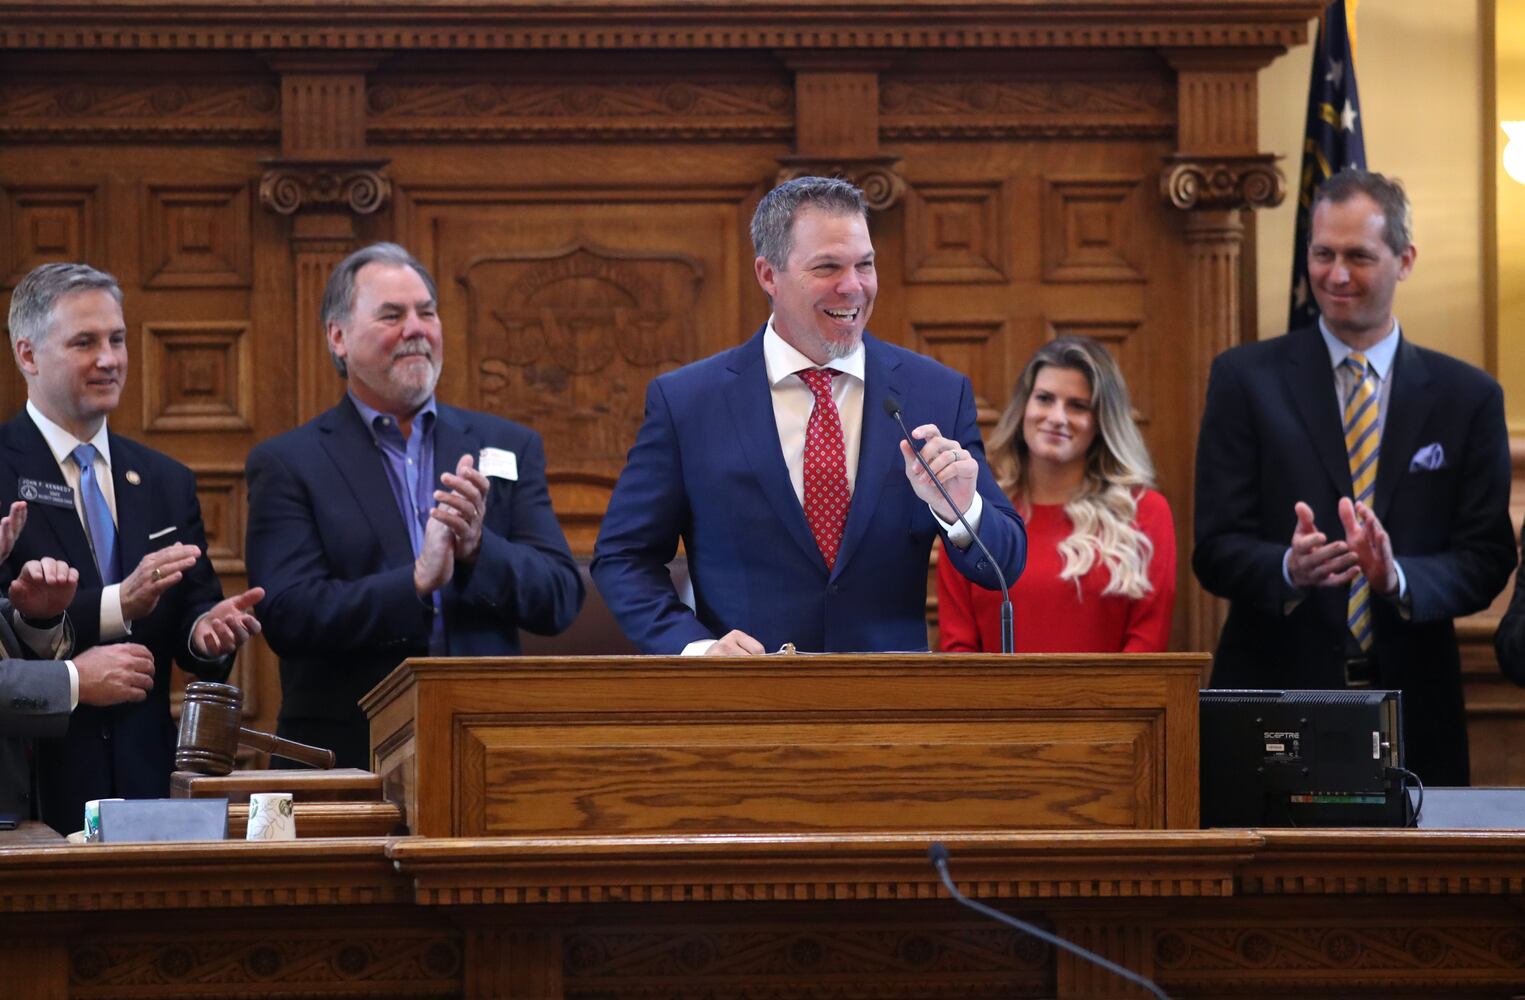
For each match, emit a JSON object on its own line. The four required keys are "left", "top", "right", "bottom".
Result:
{"left": 1044, "top": 317, "right": 1150, "bottom": 425}
{"left": 909, "top": 319, "right": 1008, "bottom": 427}
{"left": 140, "top": 321, "right": 253, "bottom": 432}
{"left": 141, "top": 183, "right": 252, "bottom": 288}
{"left": 0, "top": 80, "right": 280, "bottom": 141}
{"left": 400, "top": 185, "right": 749, "bottom": 553}
{"left": 461, "top": 242, "right": 702, "bottom": 470}
{"left": 881, "top": 73, "right": 1175, "bottom": 139}
{"left": 1041, "top": 176, "right": 1146, "bottom": 283}
{"left": 0, "top": 183, "right": 104, "bottom": 288}
{"left": 369, "top": 76, "right": 793, "bottom": 141}
{"left": 70, "top": 929, "right": 461, "bottom": 997}
{"left": 189, "top": 464, "right": 245, "bottom": 575}
{"left": 903, "top": 182, "right": 1009, "bottom": 283}
{"left": 1154, "top": 919, "right": 1525, "bottom": 990}
{"left": 562, "top": 920, "right": 1051, "bottom": 999}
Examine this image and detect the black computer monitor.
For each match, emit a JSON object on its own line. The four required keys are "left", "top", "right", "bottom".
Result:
{"left": 1199, "top": 689, "right": 1410, "bottom": 828}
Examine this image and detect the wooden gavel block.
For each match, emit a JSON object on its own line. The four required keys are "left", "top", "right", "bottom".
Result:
{"left": 176, "top": 681, "right": 336, "bottom": 776}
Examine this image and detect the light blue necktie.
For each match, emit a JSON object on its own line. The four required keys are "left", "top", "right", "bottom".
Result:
{"left": 72, "top": 443, "right": 121, "bottom": 585}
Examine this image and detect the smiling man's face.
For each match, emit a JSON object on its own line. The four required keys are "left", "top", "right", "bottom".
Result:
{"left": 754, "top": 205, "right": 878, "bottom": 366}
{"left": 16, "top": 288, "right": 127, "bottom": 440}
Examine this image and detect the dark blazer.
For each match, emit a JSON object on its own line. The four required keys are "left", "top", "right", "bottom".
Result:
{"left": 591, "top": 329, "right": 1026, "bottom": 654}
{"left": 1493, "top": 525, "right": 1525, "bottom": 685}
{"left": 0, "top": 411, "right": 232, "bottom": 833}
{"left": 1194, "top": 326, "right": 1516, "bottom": 786}
{"left": 0, "top": 602, "right": 72, "bottom": 819}
{"left": 245, "top": 397, "right": 583, "bottom": 768}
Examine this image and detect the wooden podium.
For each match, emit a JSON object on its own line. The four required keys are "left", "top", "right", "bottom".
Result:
{"left": 360, "top": 654, "right": 1205, "bottom": 836}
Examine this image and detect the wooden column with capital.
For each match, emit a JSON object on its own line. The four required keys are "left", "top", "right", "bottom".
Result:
{"left": 258, "top": 54, "right": 392, "bottom": 425}
{"left": 1161, "top": 52, "right": 1288, "bottom": 656}
{"left": 777, "top": 51, "right": 906, "bottom": 210}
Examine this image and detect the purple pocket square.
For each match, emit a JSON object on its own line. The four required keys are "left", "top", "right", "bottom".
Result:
{"left": 1408, "top": 442, "right": 1446, "bottom": 472}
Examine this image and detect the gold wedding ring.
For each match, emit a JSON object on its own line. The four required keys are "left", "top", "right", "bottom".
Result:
{"left": 151, "top": 567, "right": 162, "bottom": 582}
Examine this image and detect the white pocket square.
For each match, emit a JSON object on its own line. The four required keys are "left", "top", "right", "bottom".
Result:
{"left": 147, "top": 525, "right": 177, "bottom": 540}
{"left": 1408, "top": 442, "right": 1446, "bottom": 472}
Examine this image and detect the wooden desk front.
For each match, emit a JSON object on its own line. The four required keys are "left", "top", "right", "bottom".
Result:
{"left": 4, "top": 829, "right": 1525, "bottom": 999}
{"left": 361, "top": 654, "right": 1205, "bottom": 836}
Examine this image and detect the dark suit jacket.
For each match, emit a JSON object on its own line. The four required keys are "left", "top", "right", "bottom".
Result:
{"left": 0, "top": 602, "right": 72, "bottom": 819}
{"left": 590, "top": 329, "right": 1026, "bottom": 654}
{"left": 0, "top": 412, "right": 232, "bottom": 833}
{"left": 1493, "top": 525, "right": 1525, "bottom": 685}
{"left": 1193, "top": 326, "right": 1516, "bottom": 786}
{"left": 245, "top": 397, "right": 583, "bottom": 768}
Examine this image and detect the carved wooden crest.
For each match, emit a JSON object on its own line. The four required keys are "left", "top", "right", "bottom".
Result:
{"left": 460, "top": 243, "right": 703, "bottom": 468}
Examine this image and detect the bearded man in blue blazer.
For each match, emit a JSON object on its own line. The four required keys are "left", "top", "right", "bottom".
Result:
{"left": 592, "top": 177, "right": 1025, "bottom": 655}
{"left": 246, "top": 243, "right": 583, "bottom": 769}
{"left": 1194, "top": 169, "right": 1515, "bottom": 787}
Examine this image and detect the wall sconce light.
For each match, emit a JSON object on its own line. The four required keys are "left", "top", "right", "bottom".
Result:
{"left": 1505, "top": 122, "right": 1525, "bottom": 185}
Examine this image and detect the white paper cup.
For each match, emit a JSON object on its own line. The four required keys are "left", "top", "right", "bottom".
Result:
{"left": 245, "top": 792, "right": 295, "bottom": 841}
{"left": 83, "top": 798, "right": 124, "bottom": 843}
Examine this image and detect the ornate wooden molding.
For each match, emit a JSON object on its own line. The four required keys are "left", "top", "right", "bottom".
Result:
{"left": 776, "top": 156, "right": 906, "bottom": 211}
{"left": 258, "top": 160, "right": 391, "bottom": 216}
{"left": 391, "top": 832, "right": 1256, "bottom": 906}
{"left": 367, "top": 79, "right": 794, "bottom": 142}
{"left": 0, "top": 81, "right": 279, "bottom": 141}
{"left": 0, "top": 840, "right": 406, "bottom": 912}
{"left": 1160, "top": 154, "right": 1285, "bottom": 212}
{"left": 0, "top": 3, "right": 1326, "bottom": 52}
{"left": 880, "top": 76, "right": 1174, "bottom": 139}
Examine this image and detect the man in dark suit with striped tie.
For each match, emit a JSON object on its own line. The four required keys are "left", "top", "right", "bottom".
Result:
{"left": 1193, "top": 168, "right": 1516, "bottom": 787}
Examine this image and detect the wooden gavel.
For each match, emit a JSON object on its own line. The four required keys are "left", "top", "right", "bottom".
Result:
{"left": 175, "top": 681, "right": 336, "bottom": 775}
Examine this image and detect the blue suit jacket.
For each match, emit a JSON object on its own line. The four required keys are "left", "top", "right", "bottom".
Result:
{"left": 591, "top": 329, "right": 1025, "bottom": 654}
{"left": 1194, "top": 326, "right": 1516, "bottom": 786}
{"left": 0, "top": 411, "right": 232, "bottom": 833}
{"left": 245, "top": 397, "right": 583, "bottom": 767}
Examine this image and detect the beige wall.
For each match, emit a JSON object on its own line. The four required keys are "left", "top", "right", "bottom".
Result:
{"left": 1257, "top": 1, "right": 1488, "bottom": 370}
{"left": 1499, "top": 0, "right": 1525, "bottom": 435}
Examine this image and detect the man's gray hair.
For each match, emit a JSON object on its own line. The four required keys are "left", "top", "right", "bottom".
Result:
{"left": 750, "top": 176, "right": 868, "bottom": 269}
{"left": 320, "top": 242, "right": 439, "bottom": 378}
{"left": 8, "top": 262, "right": 123, "bottom": 353}
{"left": 1313, "top": 167, "right": 1413, "bottom": 256}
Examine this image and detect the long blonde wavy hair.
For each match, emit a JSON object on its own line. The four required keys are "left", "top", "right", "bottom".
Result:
{"left": 987, "top": 337, "right": 1158, "bottom": 598}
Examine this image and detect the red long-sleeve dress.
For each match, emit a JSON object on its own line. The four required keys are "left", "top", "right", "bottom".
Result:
{"left": 937, "top": 488, "right": 1176, "bottom": 653}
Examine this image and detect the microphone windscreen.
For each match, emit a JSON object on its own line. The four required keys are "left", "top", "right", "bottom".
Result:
{"left": 882, "top": 396, "right": 902, "bottom": 419}
{"left": 927, "top": 841, "right": 950, "bottom": 866}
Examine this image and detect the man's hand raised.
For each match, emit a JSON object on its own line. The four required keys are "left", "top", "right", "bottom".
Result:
{"left": 1287, "top": 501, "right": 1359, "bottom": 589}
{"left": 74, "top": 643, "right": 155, "bottom": 707}
{"left": 9, "top": 557, "right": 78, "bottom": 621}
{"left": 120, "top": 544, "right": 202, "bottom": 621}
{"left": 190, "top": 587, "right": 265, "bottom": 658}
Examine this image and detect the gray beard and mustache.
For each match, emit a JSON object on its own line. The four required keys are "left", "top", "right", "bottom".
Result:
{"left": 388, "top": 341, "right": 441, "bottom": 404}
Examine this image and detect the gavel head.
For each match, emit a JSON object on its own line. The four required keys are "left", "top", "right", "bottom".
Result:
{"left": 175, "top": 681, "right": 244, "bottom": 776}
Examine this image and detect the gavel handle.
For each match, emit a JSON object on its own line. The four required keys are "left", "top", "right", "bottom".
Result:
{"left": 238, "top": 727, "right": 336, "bottom": 770}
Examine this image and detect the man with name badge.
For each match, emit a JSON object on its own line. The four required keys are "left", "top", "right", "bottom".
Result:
{"left": 245, "top": 242, "right": 583, "bottom": 768}
{"left": 2, "top": 262, "right": 262, "bottom": 832}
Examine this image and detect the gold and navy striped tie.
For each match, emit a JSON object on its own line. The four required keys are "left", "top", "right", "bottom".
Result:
{"left": 1343, "top": 353, "right": 1380, "bottom": 652}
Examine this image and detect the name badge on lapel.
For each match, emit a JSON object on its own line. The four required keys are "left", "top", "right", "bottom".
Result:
{"left": 478, "top": 447, "right": 518, "bottom": 482}
{"left": 16, "top": 477, "right": 75, "bottom": 511}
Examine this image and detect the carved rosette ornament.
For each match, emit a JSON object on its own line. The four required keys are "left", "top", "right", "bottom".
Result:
{"left": 775, "top": 157, "right": 907, "bottom": 211}
{"left": 1160, "top": 155, "right": 1286, "bottom": 212}
{"left": 258, "top": 160, "right": 391, "bottom": 216}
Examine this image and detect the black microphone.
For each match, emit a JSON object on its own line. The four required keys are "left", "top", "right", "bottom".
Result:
{"left": 928, "top": 842, "right": 1172, "bottom": 1000}
{"left": 884, "top": 396, "right": 1014, "bottom": 654}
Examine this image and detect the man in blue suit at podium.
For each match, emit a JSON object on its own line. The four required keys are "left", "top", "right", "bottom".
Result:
{"left": 592, "top": 177, "right": 1025, "bottom": 654}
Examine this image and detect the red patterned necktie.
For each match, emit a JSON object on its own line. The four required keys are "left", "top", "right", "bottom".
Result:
{"left": 797, "top": 367, "right": 851, "bottom": 569}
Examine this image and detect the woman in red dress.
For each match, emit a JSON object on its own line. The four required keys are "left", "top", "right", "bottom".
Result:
{"left": 938, "top": 336, "right": 1175, "bottom": 652}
